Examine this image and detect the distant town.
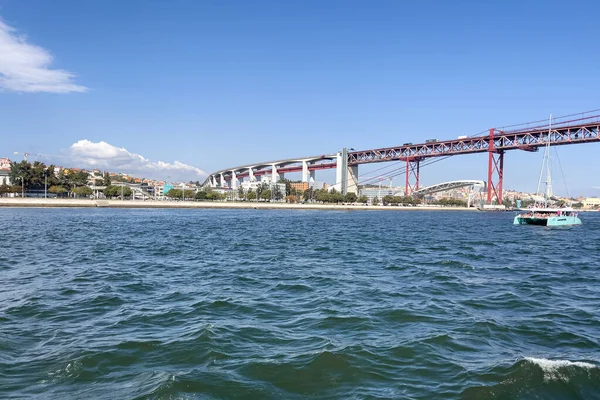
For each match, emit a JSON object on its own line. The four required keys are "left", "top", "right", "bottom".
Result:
{"left": 1, "top": 156, "right": 599, "bottom": 209}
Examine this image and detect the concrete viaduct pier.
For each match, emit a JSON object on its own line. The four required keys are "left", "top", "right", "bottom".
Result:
{"left": 202, "top": 148, "right": 360, "bottom": 194}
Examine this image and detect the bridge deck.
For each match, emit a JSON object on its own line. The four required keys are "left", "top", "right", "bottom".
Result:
{"left": 204, "top": 115, "right": 600, "bottom": 185}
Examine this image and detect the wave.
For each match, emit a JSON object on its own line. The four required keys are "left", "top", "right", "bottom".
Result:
{"left": 525, "top": 357, "right": 597, "bottom": 382}
{"left": 462, "top": 357, "right": 600, "bottom": 399}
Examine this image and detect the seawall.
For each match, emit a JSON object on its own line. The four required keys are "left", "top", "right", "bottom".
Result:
{"left": 0, "top": 198, "right": 479, "bottom": 211}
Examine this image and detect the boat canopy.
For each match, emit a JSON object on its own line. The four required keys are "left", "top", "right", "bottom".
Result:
{"left": 526, "top": 207, "right": 575, "bottom": 213}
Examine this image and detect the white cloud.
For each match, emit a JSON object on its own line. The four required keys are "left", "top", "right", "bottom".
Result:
{"left": 69, "top": 140, "right": 207, "bottom": 179}
{"left": 0, "top": 18, "right": 87, "bottom": 93}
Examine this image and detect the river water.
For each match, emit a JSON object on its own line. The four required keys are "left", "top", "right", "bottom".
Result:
{"left": 1, "top": 208, "right": 599, "bottom": 399}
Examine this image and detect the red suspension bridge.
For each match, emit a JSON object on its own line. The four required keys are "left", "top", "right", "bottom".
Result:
{"left": 204, "top": 111, "right": 600, "bottom": 204}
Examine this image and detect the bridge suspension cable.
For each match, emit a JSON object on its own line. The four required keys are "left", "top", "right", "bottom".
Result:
{"left": 498, "top": 108, "right": 600, "bottom": 132}
{"left": 349, "top": 126, "right": 491, "bottom": 191}
{"left": 347, "top": 155, "right": 453, "bottom": 193}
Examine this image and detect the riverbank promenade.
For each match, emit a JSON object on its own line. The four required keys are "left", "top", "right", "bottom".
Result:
{"left": 0, "top": 198, "right": 476, "bottom": 211}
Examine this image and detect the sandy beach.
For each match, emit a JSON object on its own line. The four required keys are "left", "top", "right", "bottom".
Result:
{"left": 0, "top": 198, "right": 477, "bottom": 211}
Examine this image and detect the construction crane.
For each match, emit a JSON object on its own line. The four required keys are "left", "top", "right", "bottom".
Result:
{"left": 13, "top": 151, "right": 30, "bottom": 161}
{"left": 13, "top": 151, "right": 65, "bottom": 163}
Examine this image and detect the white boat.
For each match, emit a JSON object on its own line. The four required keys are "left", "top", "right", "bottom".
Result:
{"left": 514, "top": 115, "right": 582, "bottom": 226}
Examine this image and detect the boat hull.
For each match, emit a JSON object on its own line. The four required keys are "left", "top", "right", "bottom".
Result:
{"left": 513, "top": 215, "right": 582, "bottom": 226}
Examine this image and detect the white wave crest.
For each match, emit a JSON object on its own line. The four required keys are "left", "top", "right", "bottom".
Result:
{"left": 525, "top": 357, "right": 597, "bottom": 382}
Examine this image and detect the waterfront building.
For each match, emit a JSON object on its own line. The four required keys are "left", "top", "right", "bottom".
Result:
{"left": 239, "top": 181, "right": 262, "bottom": 192}
{"left": 290, "top": 181, "right": 308, "bottom": 192}
{"left": 582, "top": 197, "right": 600, "bottom": 209}
{"left": 0, "top": 158, "right": 11, "bottom": 186}
{"left": 239, "top": 180, "right": 286, "bottom": 200}
{"left": 0, "top": 170, "right": 10, "bottom": 186}
{"left": 359, "top": 187, "right": 404, "bottom": 204}
{"left": 310, "top": 181, "right": 327, "bottom": 190}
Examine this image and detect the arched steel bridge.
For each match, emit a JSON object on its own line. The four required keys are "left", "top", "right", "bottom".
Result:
{"left": 203, "top": 112, "right": 600, "bottom": 204}
{"left": 413, "top": 180, "right": 486, "bottom": 208}
{"left": 412, "top": 180, "right": 485, "bottom": 196}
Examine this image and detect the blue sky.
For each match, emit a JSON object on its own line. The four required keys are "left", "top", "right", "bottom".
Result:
{"left": 0, "top": 0, "right": 598, "bottom": 195}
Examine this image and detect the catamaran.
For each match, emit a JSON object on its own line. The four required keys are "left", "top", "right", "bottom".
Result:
{"left": 514, "top": 115, "right": 582, "bottom": 227}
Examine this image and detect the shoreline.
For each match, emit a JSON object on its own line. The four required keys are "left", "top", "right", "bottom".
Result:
{"left": 0, "top": 198, "right": 478, "bottom": 211}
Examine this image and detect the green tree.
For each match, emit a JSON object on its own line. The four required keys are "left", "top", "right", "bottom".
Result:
{"left": 9, "top": 160, "right": 32, "bottom": 192}
{"left": 255, "top": 182, "right": 268, "bottom": 199}
{"left": 237, "top": 186, "right": 245, "bottom": 200}
{"left": 102, "top": 172, "right": 112, "bottom": 186}
{"left": 260, "top": 189, "right": 272, "bottom": 201}
{"left": 372, "top": 196, "right": 380, "bottom": 205}
{"left": 247, "top": 190, "right": 257, "bottom": 201}
{"left": 8, "top": 161, "right": 59, "bottom": 193}
{"left": 303, "top": 187, "right": 314, "bottom": 201}
{"left": 57, "top": 170, "right": 71, "bottom": 191}
{"left": 433, "top": 197, "right": 466, "bottom": 207}
{"left": 69, "top": 170, "right": 90, "bottom": 187}
{"left": 104, "top": 185, "right": 131, "bottom": 198}
{"left": 30, "top": 161, "right": 46, "bottom": 187}
{"left": 166, "top": 188, "right": 183, "bottom": 199}
{"left": 44, "top": 165, "right": 59, "bottom": 188}
{"left": 344, "top": 192, "right": 358, "bottom": 203}
{"left": 103, "top": 185, "right": 117, "bottom": 197}
{"left": 315, "top": 189, "right": 330, "bottom": 203}
{"left": 278, "top": 178, "right": 292, "bottom": 196}
{"left": 210, "top": 191, "right": 226, "bottom": 201}
{"left": 273, "top": 185, "right": 283, "bottom": 201}
{"left": 357, "top": 195, "right": 368, "bottom": 203}
{"left": 72, "top": 186, "right": 93, "bottom": 197}
{"left": 49, "top": 185, "right": 68, "bottom": 196}
{"left": 195, "top": 191, "right": 207, "bottom": 200}
{"left": 503, "top": 198, "right": 515, "bottom": 208}
{"left": 121, "top": 187, "right": 132, "bottom": 198}
{"left": 330, "top": 191, "right": 344, "bottom": 203}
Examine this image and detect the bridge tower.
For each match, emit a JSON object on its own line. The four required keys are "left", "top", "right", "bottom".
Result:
{"left": 337, "top": 148, "right": 359, "bottom": 195}
{"left": 487, "top": 128, "right": 504, "bottom": 205}
{"left": 404, "top": 157, "right": 421, "bottom": 196}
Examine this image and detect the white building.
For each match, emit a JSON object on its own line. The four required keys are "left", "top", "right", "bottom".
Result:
{"left": 359, "top": 187, "right": 404, "bottom": 204}
{"left": 0, "top": 170, "right": 10, "bottom": 186}
{"left": 0, "top": 157, "right": 11, "bottom": 186}
{"left": 582, "top": 197, "right": 600, "bottom": 209}
{"left": 239, "top": 179, "right": 286, "bottom": 200}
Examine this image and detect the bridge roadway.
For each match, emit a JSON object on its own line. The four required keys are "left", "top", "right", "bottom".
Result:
{"left": 203, "top": 114, "right": 600, "bottom": 204}
{"left": 347, "top": 117, "right": 600, "bottom": 164}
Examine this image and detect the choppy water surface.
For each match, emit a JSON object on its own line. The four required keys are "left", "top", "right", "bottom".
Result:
{"left": 1, "top": 208, "right": 599, "bottom": 399}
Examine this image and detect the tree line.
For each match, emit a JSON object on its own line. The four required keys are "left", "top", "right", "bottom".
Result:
{"left": 381, "top": 195, "right": 422, "bottom": 206}
{"left": 1, "top": 160, "right": 111, "bottom": 197}
{"left": 160, "top": 185, "right": 371, "bottom": 204}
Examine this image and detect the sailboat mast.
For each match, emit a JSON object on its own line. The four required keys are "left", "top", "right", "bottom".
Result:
{"left": 545, "top": 115, "right": 552, "bottom": 204}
